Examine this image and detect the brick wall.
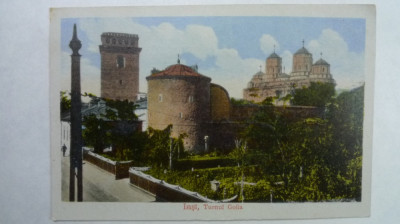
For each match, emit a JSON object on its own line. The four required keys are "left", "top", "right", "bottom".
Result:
{"left": 129, "top": 169, "right": 214, "bottom": 202}
{"left": 83, "top": 151, "right": 133, "bottom": 180}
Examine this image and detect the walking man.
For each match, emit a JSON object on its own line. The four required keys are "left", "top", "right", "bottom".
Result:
{"left": 62, "top": 144, "right": 67, "bottom": 157}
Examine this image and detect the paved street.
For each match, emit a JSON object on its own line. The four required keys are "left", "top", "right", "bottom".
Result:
{"left": 61, "top": 151, "right": 155, "bottom": 202}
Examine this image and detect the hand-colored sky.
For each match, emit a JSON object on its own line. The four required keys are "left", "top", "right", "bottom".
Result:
{"left": 60, "top": 16, "right": 365, "bottom": 98}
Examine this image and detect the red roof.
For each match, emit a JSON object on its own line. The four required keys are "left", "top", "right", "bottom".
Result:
{"left": 148, "top": 64, "right": 210, "bottom": 79}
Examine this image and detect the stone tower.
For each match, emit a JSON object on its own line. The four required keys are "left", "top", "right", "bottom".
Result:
{"left": 99, "top": 32, "right": 141, "bottom": 101}
{"left": 312, "top": 57, "right": 330, "bottom": 75}
{"left": 146, "top": 63, "right": 211, "bottom": 152}
{"left": 265, "top": 51, "right": 282, "bottom": 80}
{"left": 292, "top": 41, "right": 313, "bottom": 75}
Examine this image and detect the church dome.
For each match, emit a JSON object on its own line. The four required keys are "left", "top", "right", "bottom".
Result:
{"left": 314, "top": 58, "right": 329, "bottom": 65}
{"left": 294, "top": 47, "right": 311, "bottom": 55}
{"left": 268, "top": 52, "right": 280, "bottom": 59}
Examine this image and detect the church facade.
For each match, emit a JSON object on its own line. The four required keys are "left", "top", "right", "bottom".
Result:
{"left": 243, "top": 44, "right": 335, "bottom": 103}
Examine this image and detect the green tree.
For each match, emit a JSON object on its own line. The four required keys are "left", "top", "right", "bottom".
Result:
{"left": 60, "top": 91, "right": 71, "bottom": 114}
{"left": 230, "top": 97, "right": 253, "bottom": 106}
{"left": 325, "top": 85, "right": 364, "bottom": 200}
{"left": 291, "top": 82, "right": 335, "bottom": 107}
{"left": 82, "top": 114, "right": 110, "bottom": 153}
{"left": 146, "top": 125, "right": 173, "bottom": 169}
{"left": 145, "top": 125, "right": 187, "bottom": 169}
{"left": 82, "top": 96, "right": 145, "bottom": 161}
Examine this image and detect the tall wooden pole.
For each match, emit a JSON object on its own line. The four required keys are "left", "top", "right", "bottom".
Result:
{"left": 69, "top": 24, "right": 83, "bottom": 202}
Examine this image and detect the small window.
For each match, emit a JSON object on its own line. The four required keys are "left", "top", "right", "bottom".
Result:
{"left": 119, "top": 80, "right": 123, "bottom": 85}
{"left": 116, "top": 56, "right": 125, "bottom": 68}
{"left": 188, "top": 95, "right": 194, "bottom": 103}
{"left": 158, "top": 94, "right": 163, "bottom": 102}
{"left": 179, "top": 112, "right": 183, "bottom": 119}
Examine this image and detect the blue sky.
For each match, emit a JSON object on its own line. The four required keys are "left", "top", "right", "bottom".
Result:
{"left": 60, "top": 16, "right": 366, "bottom": 98}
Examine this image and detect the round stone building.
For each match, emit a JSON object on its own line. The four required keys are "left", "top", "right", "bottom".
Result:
{"left": 146, "top": 63, "right": 212, "bottom": 151}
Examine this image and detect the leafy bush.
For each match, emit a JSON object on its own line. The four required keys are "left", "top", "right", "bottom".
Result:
{"left": 175, "top": 157, "right": 236, "bottom": 170}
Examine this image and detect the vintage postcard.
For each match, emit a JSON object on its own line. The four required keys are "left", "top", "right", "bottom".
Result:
{"left": 50, "top": 4, "right": 375, "bottom": 221}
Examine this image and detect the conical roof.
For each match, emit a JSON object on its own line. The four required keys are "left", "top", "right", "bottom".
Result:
{"left": 268, "top": 52, "right": 280, "bottom": 59}
{"left": 314, "top": 58, "right": 329, "bottom": 65}
{"left": 147, "top": 64, "right": 211, "bottom": 80}
{"left": 294, "top": 47, "right": 311, "bottom": 55}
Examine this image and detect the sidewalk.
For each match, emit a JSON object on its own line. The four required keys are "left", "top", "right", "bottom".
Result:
{"left": 61, "top": 153, "right": 155, "bottom": 202}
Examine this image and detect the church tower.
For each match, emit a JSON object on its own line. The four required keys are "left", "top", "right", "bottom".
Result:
{"left": 99, "top": 32, "right": 142, "bottom": 101}
{"left": 265, "top": 50, "right": 282, "bottom": 80}
{"left": 292, "top": 40, "right": 313, "bottom": 75}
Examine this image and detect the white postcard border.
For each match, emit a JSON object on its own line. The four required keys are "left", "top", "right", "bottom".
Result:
{"left": 50, "top": 4, "right": 375, "bottom": 221}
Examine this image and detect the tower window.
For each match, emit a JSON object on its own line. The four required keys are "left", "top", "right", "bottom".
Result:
{"left": 158, "top": 94, "right": 163, "bottom": 102}
{"left": 116, "top": 55, "right": 125, "bottom": 68}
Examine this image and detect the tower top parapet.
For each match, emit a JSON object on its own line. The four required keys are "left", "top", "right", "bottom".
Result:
{"left": 101, "top": 32, "right": 139, "bottom": 47}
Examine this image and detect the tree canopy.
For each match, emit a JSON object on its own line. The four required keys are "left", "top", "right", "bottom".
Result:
{"left": 239, "top": 85, "right": 364, "bottom": 201}
{"left": 291, "top": 82, "right": 336, "bottom": 107}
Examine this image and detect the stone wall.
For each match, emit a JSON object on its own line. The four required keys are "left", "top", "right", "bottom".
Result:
{"left": 83, "top": 151, "right": 133, "bottom": 180}
{"left": 129, "top": 168, "right": 215, "bottom": 202}
{"left": 210, "top": 83, "right": 231, "bottom": 121}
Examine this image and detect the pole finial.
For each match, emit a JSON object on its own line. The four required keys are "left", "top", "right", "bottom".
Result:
{"left": 72, "top": 24, "right": 78, "bottom": 40}
{"left": 177, "top": 54, "right": 180, "bottom": 64}
{"left": 302, "top": 39, "right": 305, "bottom": 47}
{"left": 69, "top": 24, "right": 81, "bottom": 56}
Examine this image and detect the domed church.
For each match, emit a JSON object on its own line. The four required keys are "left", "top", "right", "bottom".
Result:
{"left": 243, "top": 42, "right": 335, "bottom": 103}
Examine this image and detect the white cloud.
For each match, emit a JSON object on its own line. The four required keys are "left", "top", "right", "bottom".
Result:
{"left": 307, "top": 29, "right": 365, "bottom": 89}
{"left": 260, "top": 34, "right": 279, "bottom": 55}
{"left": 60, "top": 51, "right": 100, "bottom": 97}
{"left": 61, "top": 20, "right": 362, "bottom": 101}
{"left": 62, "top": 18, "right": 264, "bottom": 99}
{"left": 202, "top": 48, "right": 263, "bottom": 98}
{"left": 76, "top": 18, "right": 223, "bottom": 95}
